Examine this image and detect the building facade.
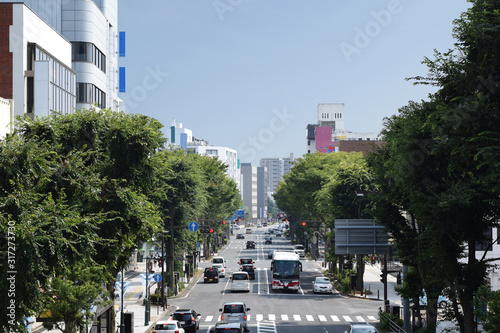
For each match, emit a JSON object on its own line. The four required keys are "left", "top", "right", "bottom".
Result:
{"left": 307, "top": 103, "right": 380, "bottom": 154}
{"left": 259, "top": 153, "right": 295, "bottom": 195}
{"left": 0, "top": 0, "right": 123, "bottom": 138}
{"left": 240, "top": 163, "right": 258, "bottom": 220}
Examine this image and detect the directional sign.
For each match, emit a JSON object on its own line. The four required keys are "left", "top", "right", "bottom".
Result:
{"left": 188, "top": 221, "right": 199, "bottom": 232}
{"left": 154, "top": 274, "right": 162, "bottom": 282}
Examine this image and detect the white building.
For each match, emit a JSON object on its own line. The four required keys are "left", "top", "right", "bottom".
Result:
{"left": 259, "top": 153, "right": 295, "bottom": 195}
{"left": 240, "top": 163, "right": 258, "bottom": 220}
{"left": 0, "top": 1, "right": 122, "bottom": 138}
{"left": 307, "top": 103, "right": 380, "bottom": 154}
{"left": 188, "top": 144, "right": 240, "bottom": 190}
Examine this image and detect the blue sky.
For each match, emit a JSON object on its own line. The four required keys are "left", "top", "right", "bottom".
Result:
{"left": 118, "top": 0, "right": 471, "bottom": 165}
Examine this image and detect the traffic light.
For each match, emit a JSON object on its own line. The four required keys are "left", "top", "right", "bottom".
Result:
{"left": 380, "top": 270, "right": 387, "bottom": 284}
{"left": 221, "top": 221, "right": 226, "bottom": 225}
{"left": 371, "top": 256, "right": 376, "bottom": 265}
{"left": 209, "top": 228, "right": 214, "bottom": 234}
{"left": 299, "top": 222, "right": 306, "bottom": 226}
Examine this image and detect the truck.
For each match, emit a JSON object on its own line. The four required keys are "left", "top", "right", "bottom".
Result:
{"left": 270, "top": 251, "right": 302, "bottom": 291}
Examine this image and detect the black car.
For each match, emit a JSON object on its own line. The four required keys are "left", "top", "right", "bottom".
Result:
{"left": 236, "top": 234, "right": 245, "bottom": 239}
{"left": 264, "top": 237, "right": 272, "bottom": 244}
{"left": 246, "top": 241, "right": 255, "bottom": 249}
{"left": 267, "top": 249, "right": 276, "bottom": 259}
{"left": 240, "top": 264, "right": 255, "bottom": 280}
{"left": 204, "top": 267, "right": 219, "bottom": 283}
{"left": 238, "top": 258, "right": 254, "bottom": 265}
{"left": 171, "top": 309, "right": 201, "bottom": 333}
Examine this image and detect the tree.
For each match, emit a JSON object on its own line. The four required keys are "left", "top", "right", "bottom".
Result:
{"left": 41, "top": 262, "right": 111, "bottom": 333}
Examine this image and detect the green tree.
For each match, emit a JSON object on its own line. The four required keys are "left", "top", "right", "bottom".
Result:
{"left": 41, "top": 262, "right": 111, "bottom": 333}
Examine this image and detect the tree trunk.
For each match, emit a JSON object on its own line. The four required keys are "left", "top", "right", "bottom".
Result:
{"left": 425, "top": 298, "right": 438, "bottom": 333}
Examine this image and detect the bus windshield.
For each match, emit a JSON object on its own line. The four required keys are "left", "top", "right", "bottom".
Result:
{"left": 272, "top": 260, "right": 300, "bottom": 279}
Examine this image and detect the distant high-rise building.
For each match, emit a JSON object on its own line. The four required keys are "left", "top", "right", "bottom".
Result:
{"left": 259, "top": 153, "right": 295, "bottom": 194}
{"left": 307, "top": 103, "right": 380, "bottom": 154}
{"left": 240, "top": 163, "right": 258, "bottom": 220}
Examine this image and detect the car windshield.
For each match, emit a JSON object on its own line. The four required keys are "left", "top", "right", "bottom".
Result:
{"left": 223, "top": 304, "right": 244, "bottom": 313}
{"left": 273, "top": 260, "right": 300, "bottom": 278}
{"left": 316, "top": 278, "right": 330, "bottom": 284}
{"left": 352, "top": 328, "right": 378, "bottom": 333}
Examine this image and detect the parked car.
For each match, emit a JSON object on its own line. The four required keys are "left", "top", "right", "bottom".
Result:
{"left": 170, "top": 309, "right": 201, "bottom": 333}
{"left": 219, "top": 302, "right": 251, "bottom": 332}
{"left": 419, "top": 293, "right": 450, "bottom": 308}
{"left": 204, "top": 267, "right": 219, "bottom": 283}
{"left": 211, "top": 322, "right": 244, "bottom": 333}
{"left": 236, "top": 234, "right": 245, "bottom": 239}
{"left": 212, "top": 256, "right": 226, "bottom": 267}
{"left": 238, "top": 258, "right": 254, "bottom": 265}
{"left": 313, "top": 276, "right": 333, "bottom": 294}
{"left": 230, "top": 272, "right": 250, "bottom": 292}
{"left": 212, "top": 263, "right": 226, "bottom": 278}
{"left": 246, "top": 241, "right": 255, "bottom": 249}
{"left": 240, "top": 264, "right": 255, "bottom": 280}
{"left": 264, "top": 237, "right": 272, "bottom": 244}
{"left": 153, "top": 320, "right": 185, "bottom": 333}
{"left": 344, "top": 323, "right": 379, "bottom": 333}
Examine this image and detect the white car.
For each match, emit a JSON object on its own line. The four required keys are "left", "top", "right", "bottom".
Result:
{"left": 212, "top": 263, "right": 226, "bottom": 277}
{"left": 153, "top": 320, "right": 185, "bottom": 333}
{"left": 313, "top": 276, "right": 333, "bottom": 294}
{"left": 230, "top": 272, "right": 250, "bottom": 292}
{"left": 293, "top": 244, "right": 305, "bottom": 258}
{"left": 212, "top": 256, "right": 226, "bottom": 267}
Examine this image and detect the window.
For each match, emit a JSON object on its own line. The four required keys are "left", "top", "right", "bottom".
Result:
{"left": 72, "top": 42, "right": 106, "bottom": 73}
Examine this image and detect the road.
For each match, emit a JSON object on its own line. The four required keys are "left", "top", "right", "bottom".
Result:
{"left": 168, "top": 225, "right": 381, "bottom": 333}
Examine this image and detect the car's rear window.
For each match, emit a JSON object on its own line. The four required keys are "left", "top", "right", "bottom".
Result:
{"left": 223, "top": 305, "right": 244, "bottom": 313}
{"left": 215, "top": 329, "right": 241, "bottom": 333}
{"left": 155, "top": 324, "right": 177, "bottom": 330}
{"left": 232, "top": 273, "right": 248, "bottom": 280}
{"left": 213, "top": 258, "right": 223, "bottom": 263}
{"left": 172, "top": 314, "right": 192, "bottom": 321}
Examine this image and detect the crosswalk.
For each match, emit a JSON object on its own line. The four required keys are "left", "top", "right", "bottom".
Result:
{"left": 201, "top": 314, "right": 377, "bottom": 323}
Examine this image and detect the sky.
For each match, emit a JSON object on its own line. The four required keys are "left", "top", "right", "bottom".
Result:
{"left": 118, "top": 0, "right": 472, "bottom": 165}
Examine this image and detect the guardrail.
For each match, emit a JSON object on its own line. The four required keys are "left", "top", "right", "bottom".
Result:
{"left": 379, "top": 310, "right": 407, "bottom": 333}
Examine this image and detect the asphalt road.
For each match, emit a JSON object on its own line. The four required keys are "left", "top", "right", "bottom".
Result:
{"left": 168, "top": 225, "right": 381, "bottom": 333}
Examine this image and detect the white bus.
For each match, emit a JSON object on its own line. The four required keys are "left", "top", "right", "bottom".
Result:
{"left": 271, "top": 251, "right": 302, "bottom": 291}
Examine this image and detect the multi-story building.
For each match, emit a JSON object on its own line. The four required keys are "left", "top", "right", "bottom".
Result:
{"left": 257, "top": 166, "right": 267, "bottom": 220}
{"left": 188, "top": 144, "right": 240, "bottom": 190}
{"left": 307, "top": 103, "right": 380, "bottom": 154}
{"left": 0, "top": 0, "right": 123, "bottom": 138}
{"left": 259, "top": 153, "right": 295, "bottom": 195}
{"left": 241, "top": 163, "right": 258, "bottom": 220}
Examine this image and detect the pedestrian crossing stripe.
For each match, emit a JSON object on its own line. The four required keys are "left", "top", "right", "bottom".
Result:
{"left": 202, "top": 314, "right": 377, "bottom": 323}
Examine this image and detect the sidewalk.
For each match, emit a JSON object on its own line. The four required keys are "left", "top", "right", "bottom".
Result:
{"left": 31, "top": 254, "right": 208, "bottom": 333}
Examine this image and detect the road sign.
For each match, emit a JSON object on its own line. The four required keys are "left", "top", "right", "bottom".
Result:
{"left": 188, "top": 221, "right": 199, "bottom": 232}
{"left": 196, "top": 242, "right": 200, "bottom": 249}
{"left": 154, "top": 274, "right": 162, "bottom": 282}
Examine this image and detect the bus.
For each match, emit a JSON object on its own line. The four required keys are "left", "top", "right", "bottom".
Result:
{"left": 271, "top": 251, "right": 302, "bottom": 291}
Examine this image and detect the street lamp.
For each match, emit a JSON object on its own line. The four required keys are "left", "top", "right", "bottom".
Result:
{"left": 159, "top": 231, "right": 169, "bottom": 311}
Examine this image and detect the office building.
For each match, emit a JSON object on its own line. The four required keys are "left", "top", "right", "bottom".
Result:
{"left": 259, "top": 153, "right": 295, "bottom": 194}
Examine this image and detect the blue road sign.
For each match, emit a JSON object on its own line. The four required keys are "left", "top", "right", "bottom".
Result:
{"left": 154, "top": 274, "right": 162, "bottom": 282}
{"left": 188, "top": 222, "right": 199, "bottom": 232}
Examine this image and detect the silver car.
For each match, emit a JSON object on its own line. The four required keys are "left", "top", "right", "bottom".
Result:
{"left": 219, "top": 302, "right": 250, "bottom": 332}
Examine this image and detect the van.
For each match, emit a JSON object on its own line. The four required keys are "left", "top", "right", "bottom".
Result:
{"left": 230, "top": 272, "right": 250, "bottom": 292}
{"left": 212, "top": 256, "right": 226, "bottom": 267}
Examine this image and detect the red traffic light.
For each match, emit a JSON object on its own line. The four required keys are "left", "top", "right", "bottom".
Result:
{"left": 209, "top": 229, "right": 214, "bottom": 233}
{"left": 221, "top": 221, "right": 226, "bottom": 224}
{"left": 300, "top": 222, "right": 306, "bottom": 226}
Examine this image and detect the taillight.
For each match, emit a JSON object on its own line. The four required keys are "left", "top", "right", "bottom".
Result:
{"left": 221, "top": 315, "right": 224, "bottom": 321}
{"left": 244, "top": 315, "right": 247, "bottom": 320}
{"left": 175, "top": 331, "right": 179, "bottom": 333}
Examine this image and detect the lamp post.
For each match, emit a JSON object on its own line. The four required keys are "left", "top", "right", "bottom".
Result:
{"left": 120, "top": 269, "right": 125, "bottom": 333}
{"left": 159, "top": 231, "right": 169, "bottom": 311}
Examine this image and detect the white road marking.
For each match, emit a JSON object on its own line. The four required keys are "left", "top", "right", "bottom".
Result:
{"left": 356, "top": 316, "right": 365, "bottom": 322}
{"left": 256, "top": 314, "right": 263, "bottom": 321}
{"left": 293, "top": 315, "right": 301, "bottom": 321}
{"left": 330, "top": 315, "right": 340, "bottom": 321}
{"left": 205, "top": 315, "right": 213, "bottom": 322}
{"left": 367, "top": 316, "right": 377, "bottom": 321}
{"left": 281, "top": 314, "right": 288, "bottom": 321}
{"left": 268, "top": 314, "right": 276, "bottom": 321}
{"left": 343, "top": 316, "right": 352, "bottom": 322}
{"left": 306, "top": 315, "right": 314, "bottom": 321}
{"left": 318, "top": 315, "right": 327, "bottom": 321}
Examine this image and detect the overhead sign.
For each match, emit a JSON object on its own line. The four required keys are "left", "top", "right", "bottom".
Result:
{"left": 334, "top": 219, "right": 391, "bottom": 255}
